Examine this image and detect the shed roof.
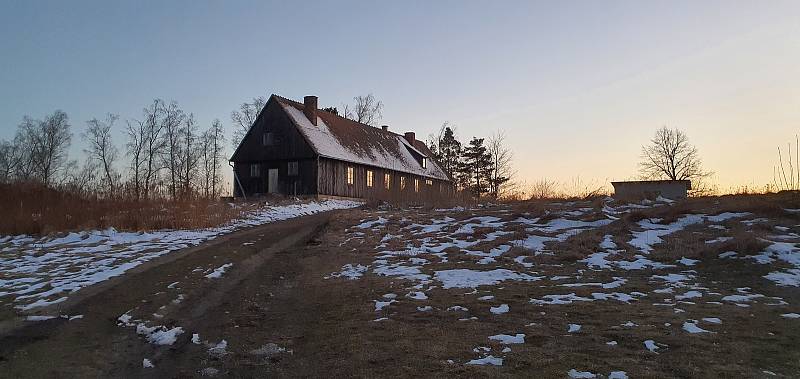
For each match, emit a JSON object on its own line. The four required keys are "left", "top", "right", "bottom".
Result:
{"left": 611, "top": 180, "right": 691, "bottom": 189}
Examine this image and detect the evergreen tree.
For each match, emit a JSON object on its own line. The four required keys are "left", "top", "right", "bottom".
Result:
{"left": 437, "top": 126, "right": 462, "bottom": 181}
{"left": 461, "top": 137, "right": 493, "bottom": 196}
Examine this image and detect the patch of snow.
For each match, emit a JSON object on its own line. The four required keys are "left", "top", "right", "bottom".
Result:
{"left": 374, "top": 299, "right": 396, "bottom": 311}
{"left": 568, "top": 369, "right": 596, "bottom": 378}
{"left": 25, "top": 315, "right": 56, "bottom": 321}
{"left": 406, "top": 291, "right": 428, "bottom": 300}
{"left": 644, "top": 339, "right": 664, "bottom": 353}
{"left": 530, "top": 293, "right": 593, "bottom": 305}
{"left": 434, "top": 269, "right": 541, "bottom": 289}
{"left": 490, "top": 304, "right": 509, "bottom": 314}
{"left": 136, "top": 324, "right": 184, "bottom": 345}
{"left": 488, "top": 333, "right": 525, "bottom": 344}
{"left": 678, "top": 257, "right": 699, "bottom": 266}
{"left": 205, "top": 263, "right": 233, "bottom": 279}
{"left": 142, "top": 358, "right": 154, "bottom": 368}
{"left": 326, "top": 264, "right": 367, "bottom": 280}
{"left": 466, "top": 355, "right": 503, "bottom": 366}
{"left": 568, "top": 324, "right": 581, "bottom": 333}
{"left": 683, "top": 320, "right": 713, "bottom": 333}
{"left": 354, "top": 217, "right": 388, "bottom": 229}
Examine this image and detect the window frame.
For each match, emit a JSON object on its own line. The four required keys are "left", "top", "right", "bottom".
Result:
{"left": 384, "top": 173, "right": 391, "bottom": 190}
{"left": 250, "top": 164, "right": 260, "bottom": 177}
{"left": 346, "top": 166, "right": 354, "bottom": 185}
{"left": 366, "top": 170, "right": 374, "bottom": 187}
{"left": 287, "top": 161, "right": 299, "bottom": 176}
{"left": 414, "top": 178, "right": 419, "bottom": 192}
{"left": 400, "top": 176, "right": 406, "bottom": 190}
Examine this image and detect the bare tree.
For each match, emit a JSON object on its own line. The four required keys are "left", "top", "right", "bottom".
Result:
{"left": 19, "top": 110, "right": 73, "bottom": 187}
{"left": 0, "top": 137, "right": 25, "bottom": 183}
{"left": 179, "top": 113, "right": 200, "bottom": 197}
{"left": 161, "top": 101, "right": 186, "bottom": 199}
{"left": 125, "top": 119, "right": 147, "bottom": 199}
{"left": 343, "top": 93, "right": 383, "bottom": 126}
{"left": 639, "top": 126, "right": 710, "bottom": 181}
{"left": 141, "top": 99, "right": 168, "bottom": 199}
{"left": 774, "top": 135, "right": 800, "bottom": 191}
{"left": 200, "top": 119, "right": 226, "bottom": 198}
{"left": 83, "top": 114, "right": 120, "bottom": 197}
{"left": 487, "top": 130, "right": 514, "bottom": 198}
{"left": 231, "top": 96, "right": 266, "bottom": 149}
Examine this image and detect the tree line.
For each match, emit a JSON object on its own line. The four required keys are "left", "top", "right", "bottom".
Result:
{"left": 427, "top": 123, "right": 514, "bottom": 199}
{"left": 0, "top": 100, "right": 227, "bottom": 200}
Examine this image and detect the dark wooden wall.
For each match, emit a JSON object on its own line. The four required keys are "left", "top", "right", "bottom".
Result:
{"left": 317, "top": 157, "right": 453, "bottom": 202}
{"left": 233, "top": 159, "right": 317, "bottom": 197}
{"left": 232, "top": 98, "right": 318, "bottom": 197}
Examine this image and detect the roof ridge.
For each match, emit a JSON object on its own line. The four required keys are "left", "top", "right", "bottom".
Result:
{"left": 272, "top": 94, "right": 405, "bottom": 138}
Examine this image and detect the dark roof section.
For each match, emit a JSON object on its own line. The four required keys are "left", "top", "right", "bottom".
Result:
{"left": 273, "top": 95, "right": 450, "bottom": 181}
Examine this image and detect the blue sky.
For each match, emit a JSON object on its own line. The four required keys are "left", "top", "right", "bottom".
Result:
{"left": 2, "top": 1, "right": 799, "bottom": 190}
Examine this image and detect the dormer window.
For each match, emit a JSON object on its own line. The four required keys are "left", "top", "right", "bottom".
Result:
{"left": 421, "top": 157, "right": 427, "bottom": 168}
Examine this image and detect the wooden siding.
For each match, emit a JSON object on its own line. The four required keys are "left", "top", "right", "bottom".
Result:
{"left": 230, "top": 100, "right": 316, "bottom": 163}
{"left": 234, "top": 159, "right": 317, "bottom": 197}
{"left": 317, "top": 157, "right": 453, "bottom": 202}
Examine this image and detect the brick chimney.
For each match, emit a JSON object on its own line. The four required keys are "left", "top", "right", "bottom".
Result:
{"left": 303, "top": 95, "right": 318, "bottom": 126}
{"left": 381, "top": 125, "right": 389, "bottom": 131}
{"left": 404, "top": 131, "right": 415, "bottom": 145}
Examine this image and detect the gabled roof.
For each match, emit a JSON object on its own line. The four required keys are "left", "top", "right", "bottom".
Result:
{"left": 273, "top": 95, "right": 450, "bottom": 181}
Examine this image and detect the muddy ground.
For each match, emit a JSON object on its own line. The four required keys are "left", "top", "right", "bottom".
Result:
{"left": 1, "top": 195, "right": 799, "bottom": 378}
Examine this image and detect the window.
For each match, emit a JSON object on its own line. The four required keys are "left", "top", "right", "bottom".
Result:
{"left": 421, "top": 157, "right": 427, "bottom": 168}
{"left": 250, "top": 164, "right": 260, "bottom": 177}
{"left": 426, "top": 179, "right": 433, "bottom": 186}
{"left": 366, "top": 170, "right": 374, "bottom": 187}
{"left": 262, "top": 132, "right": 274, "bottom": 146}
{"left": 400, "top": 176, "right": 406, "bottom": 190}
{"left": 414, "top": 179, "right": 419, "bottom": 192}
{"left": 346, "top": 166, "right": 354, "bottom": 185}
{"left": 384, "top": 173, "right": 391, "bottom": 190}
{"left": 288, "top": 161, "right": 299, "bottom": 176}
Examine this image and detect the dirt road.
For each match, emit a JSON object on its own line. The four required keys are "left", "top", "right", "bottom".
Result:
{"left": 0, "top": 210, "right": 352, "bottom": 378}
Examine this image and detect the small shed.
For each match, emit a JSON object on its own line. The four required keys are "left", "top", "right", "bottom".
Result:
{"left": 611, "top": 180, "right": 691, "bottom": 200}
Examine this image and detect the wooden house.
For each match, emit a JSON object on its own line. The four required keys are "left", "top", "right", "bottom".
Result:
{"left": 230, "top": 94, "right": 453, "bottom": 201}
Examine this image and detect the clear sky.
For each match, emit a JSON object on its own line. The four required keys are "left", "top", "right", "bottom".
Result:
{"left": 1, "top": 1, "right": 799, "bottom": 192}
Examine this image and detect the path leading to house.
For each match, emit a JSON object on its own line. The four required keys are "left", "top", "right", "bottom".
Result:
{"left": 0, "top": 211, "right": 338, "bottom": 377}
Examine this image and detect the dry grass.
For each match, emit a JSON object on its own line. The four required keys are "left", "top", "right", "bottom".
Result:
{"left": 0, "top": 182, "right": 251, "bottom": 235}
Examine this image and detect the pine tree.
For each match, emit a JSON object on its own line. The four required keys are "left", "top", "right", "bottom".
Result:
{"left": 438, "top": 126, "right": 462, "bottom": 181}
{"left": 461, "top": 137, "right": 493, "bottom": 196}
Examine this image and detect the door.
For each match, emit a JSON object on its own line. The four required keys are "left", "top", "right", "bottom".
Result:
{"left": 268, "top": 168, "right": 279, "bottom": 194}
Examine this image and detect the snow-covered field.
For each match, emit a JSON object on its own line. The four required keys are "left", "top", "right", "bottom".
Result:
{"left": 326, "top": 197, "right": 800, "bottom": 377}
{"left": 0, "top": 199, "right": 360, "bottom": 310}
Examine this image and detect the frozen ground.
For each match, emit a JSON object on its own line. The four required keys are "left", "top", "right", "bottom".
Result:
{"left": 324, "top": 196, "right": 800, "bottom": 376}
{"left": 0, "top": 199, "right": 360, "bottom": 310}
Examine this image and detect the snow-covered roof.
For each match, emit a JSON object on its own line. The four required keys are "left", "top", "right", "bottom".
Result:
{"left": 275, "top": 96, "right": 449, "bottom": 181}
